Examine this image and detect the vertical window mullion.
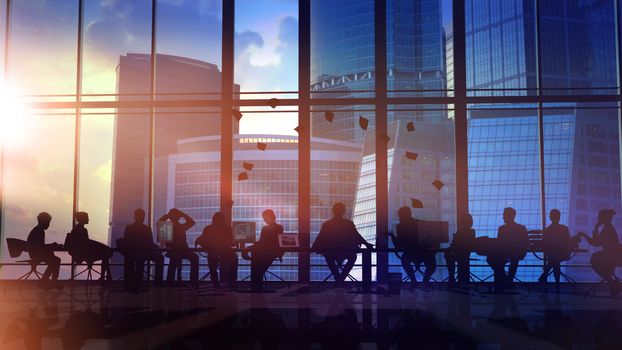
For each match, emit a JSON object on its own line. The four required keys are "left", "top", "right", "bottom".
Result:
{"left": 375, "top": 0, "right": 388, "bottom": 283}
{"left": 453, "top": 0, "right": 469, "bottom": 226}
{"left": 221, "top": 0, "right": 235, "bottom": 224}
{"left": 298, "top": 0, "right": 311, "bottom": 283}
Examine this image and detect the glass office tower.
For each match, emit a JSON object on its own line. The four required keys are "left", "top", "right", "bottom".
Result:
{"left": 466, "top": 0, "right": 620, "bottom": 281}
{"left": 311, "top": 0, "right": 455, "bottom": 280}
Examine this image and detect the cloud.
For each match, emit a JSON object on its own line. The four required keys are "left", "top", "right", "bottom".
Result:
{"left": 234, "top": 16, "right": 298, "bottom": 92}
{"left": 93, "top": 160, "right": 113, "bottom": 184}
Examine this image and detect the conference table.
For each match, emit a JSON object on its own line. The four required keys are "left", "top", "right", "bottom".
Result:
{"left": 47, "top": 245, "right": 587, "bottom": 293}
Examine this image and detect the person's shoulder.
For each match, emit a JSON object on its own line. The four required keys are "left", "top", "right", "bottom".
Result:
{"left": 460, "top": 227, "right": 476, "bottom": 235}
{"left": 27, "top": 226, "right": 41, "bottom": 240}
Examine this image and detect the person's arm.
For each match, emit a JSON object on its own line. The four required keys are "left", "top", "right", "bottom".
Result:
{"left": 178, "top": 210, "right": 196, "bottom": 231}
{"left": 584, "top": 223, "right": 602, "bottom": 247}
{"left": 353, "top": 222, "right": 373, "bottom": 248}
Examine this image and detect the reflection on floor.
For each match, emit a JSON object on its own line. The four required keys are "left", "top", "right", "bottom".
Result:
{"left": 0, "top": 282, "right": 621, "bottom": 349}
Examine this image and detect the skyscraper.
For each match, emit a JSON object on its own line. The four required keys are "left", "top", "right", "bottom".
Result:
{"left": 465, "top": 0, "right": 620, "bottom": 281}
{"left": 111, "top": 53, "right": 234, "bottom": 262}
{"left": 310, "top": 0, "right": 455, "bottom": 280}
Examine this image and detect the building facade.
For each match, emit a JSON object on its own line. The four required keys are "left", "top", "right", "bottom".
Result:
{"left": 465, "top": 0, "right": 620, "bottom": 281}
{"left": 164, "top": 135, "right": 362, "bottom": 281}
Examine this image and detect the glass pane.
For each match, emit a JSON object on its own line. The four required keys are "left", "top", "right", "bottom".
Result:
{"left": 311, "top": 105, "right": 374, "bottom": 281}
{"left": 153, "top": 107, "right": 221, "bottom": 281}
{"left": 108, "top": 109, "right": 151, "bottom": 271}
{"left": 467, "top": 105, "right": 542, "bottom": 281}
{"left": 8, "top": 0, "right": 78, "bottom": 98}
{"left": 235, "top": 0, "right": 298, "bottom": 99}
{"left": 540, "top": 0, "right": 618, "bottom": 95}
{"left": 78, "top": 115, "right": 114, "bottom": 247}
{"left": 387, "top": 0, "right": 453, "bottom": 98}
{"left": 465, "top": 0, "right": 537, "bottom": 97}
{"left": 155, "top": 0, "right": 222, "bottom": 100}
{"left": 387, "top": 105, "right": 456, "bottom": 282}
{"left": 1, "top": 114, "right": 75, "bottom": 279}
{"left": 234, "top": 109, "right": 299, "bottom": 281}
{"left": 82, "top": 0, "right": 152, "bottom": 100}
{"left": 544, "top": 104, "right": 622, "bottom": 281}
{"left": 311, "top": 0, "right": 375, "bottom": 98}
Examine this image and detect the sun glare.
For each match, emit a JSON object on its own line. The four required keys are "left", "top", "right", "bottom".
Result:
{"left": 0, "top": 84, "right": 31, "bottom": 147}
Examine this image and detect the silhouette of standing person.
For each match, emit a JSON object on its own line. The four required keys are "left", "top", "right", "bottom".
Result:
{"left": 394, "top": 206, "right": 436, "bottom": 285}
{"left": 160, "top": 208, "right": 199, "bottom": 287}
{"left": 538, "top": 209, "right": 577, "bottom": 285}
{"left": 444, "top": 213, "right": 476, "bottom": 286}
{"left": 122, "top": 208, "right": 164, "bottom": 292}
{"left": 70, "top": 212, "right": 113, "bottom": 281}
{"left": 582, "top": 209, "right": 622, "bottom": 296}
{"left": 27, "top": 212, "right": 62, "bottom": 289}
{"left": 196, "top": 212, "right": 238, "bottom": 288}
{"left": 486, "top": 207, "right": 528, "bottom": 292}
{"left": 246, "top": 209, "right": 283, "bottom": 292}
{"left": 313, "top": 203, "right": 372, "bottom": 287}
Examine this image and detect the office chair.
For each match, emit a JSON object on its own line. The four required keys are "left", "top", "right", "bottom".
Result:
{"left": 6, "top": 238, "right": 43, "bottom": 281}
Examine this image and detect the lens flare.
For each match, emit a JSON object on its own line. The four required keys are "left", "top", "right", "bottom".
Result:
{"left": 0, "top": 84, "right": 31, "bottom": 147}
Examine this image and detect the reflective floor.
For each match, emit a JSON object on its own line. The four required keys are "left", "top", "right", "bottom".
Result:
{"left": 0, "top": 281, "right": 621, "bottom": 349}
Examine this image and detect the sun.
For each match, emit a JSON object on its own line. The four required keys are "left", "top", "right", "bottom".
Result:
{"left": 0, "top": 84, "right": 31, "bottom": 147}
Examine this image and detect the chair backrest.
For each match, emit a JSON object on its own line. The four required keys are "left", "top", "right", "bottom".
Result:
{"left": 6, "top": 238, "right": 27, "bottom": 258}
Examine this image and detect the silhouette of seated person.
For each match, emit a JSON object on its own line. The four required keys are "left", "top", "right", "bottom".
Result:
{"left": 485, "top": 207, "right": 528, "bottom": 291}
{"left": 444, "top": 213, "right": 476, "bottom": 286}
{"left": 393, "top": 206, "right": 437, "bottom": 284}
{"left": 27, "top": 212, "right": 62, "bottom": 289}
{"left": 582, "top": 209, "right": 622, "bottom": 296}
{"left": 159, "top": 208, "right": 198, "bottom": 287}
{"left": 243, "top": 209, "right": 283, "bottom": 292}
{"left": 122, "top": 208, "right": 164, "bottom": 292}
{"left": 538, "top": 209, "right": 579, "bottom": 284}
{"left": 195, "top": 212, "right": 238, "bottom": 288}
{"left": 312, "top": 202, "right": 372, "bottom": 287}
{"left": 68, "top": 211, "right": 113, "bottom": 281}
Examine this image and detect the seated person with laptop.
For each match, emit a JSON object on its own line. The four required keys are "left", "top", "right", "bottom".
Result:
{"left": 392, "top": 206, "right": 440, "bottom": 285}
{"left": 27, "top": 212, "right": 62, "bottom": 289}
{"left": 242, "top": 209, "right": 284, "bottom": 292}
{"left": 121, "top": 208, "right": 164, "bottom": 292}
{"left": 312, "top": 202, "right": 372, "bottom": 287}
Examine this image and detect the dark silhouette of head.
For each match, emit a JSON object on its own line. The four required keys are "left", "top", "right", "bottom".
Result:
{"left": 212, "top": 212, "right": 225, "bottom": 226}
{"left": 397, "top": 206, "right": 412, "bottom": 222}
{"left": 598, "top": 209, "right": 616, "bottom": 223}
{"left": 503, "top": 207, "right": 516, "bottom": 224}
{"left": 37, "top": 212, "right": 52, "bottom": 229}
{"left": 75, "top": 212, "right": 89, "bottom": 225}
{"left": 262, "top": 209, "right": 276, "bottom": 224}
{"left": 168, "top": 208, "right": 181, "bottom": 222}
{"left": 460, "top": 213, "right": 473, "bottom": 228}
{"left": 332, "top": 202, "right": 346, "bottom": 218}
{"left": 549, "top": 209, "right": 561, "bottom": 224}
{"left": 134, "top": 208, "right": 145, "bottom": 224}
